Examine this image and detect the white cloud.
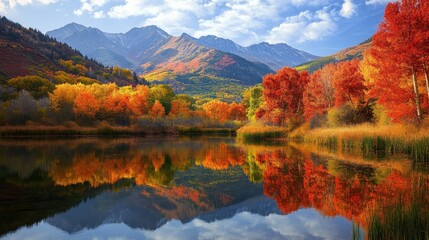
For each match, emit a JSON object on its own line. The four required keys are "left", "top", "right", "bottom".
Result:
{"left": 0, "top": 1, "right": 6, "bottom": 13}
{"left": 194, "top": 0, "right": 286, "bottom": 45}
{"left": 290, "top": 0, "right": 331, "bottom": 6}
{"left": 7, "top": 209, "right": 355, "bottom": 240}
{"left": 0, "top": 0, "right": 358, "bottom": 48}
{"left": 107, "top": 0, "right": 213, "bottom": 37}
{"left": 93, "top": 10, "right": 105, "bottom": 19}
{"left": 103, "top": 0, "right": 345, "bottom": 46}
{"left": 266, "top": 6, "right": 337, "bottom": 44}
{"left": 365, "top": 0, "right": 397, "bottom": 5}
{"left": 340, "top": 0, "right": 357, "bottom": 19}
{"left": 74, "top": 0, "right": 108, "bottom": 16}
{"left": 0, "top": 0, "right": 57, "bottom": 13}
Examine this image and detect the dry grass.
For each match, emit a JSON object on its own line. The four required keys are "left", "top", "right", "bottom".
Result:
{"left": 290, "top": 124, "right": 429, "bottom": 163}
{"left": 0, "top": 125, "right": 145, "bottom": 136}
{"left": 301, "top": 124, "right": 426, "bottom": 142}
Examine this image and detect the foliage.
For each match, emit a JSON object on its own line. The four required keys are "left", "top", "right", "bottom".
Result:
{"left": 5, "top": 90, "right": 39, "bottom": 125}
{"left": 150, "top": 100, "right": 166, "bottom": 118}
{"left": 243, "top": 85, "right": 264, "bottom": 121}
{"left": 333, "top": 59, "right": 367, "bottom": 108}
{"left": 7, "top": 75, "right": 55, "bottom": 98}
{"left": 261, "top": 67, "right": 309, "bottom": 126}
{"left": 303, "top": 64, "right": 335, "bottom": 121}
{"left": 150, "top": 85, "right": 175, "bottom": 114}
{"left": 202, "top": 100, "right": 246, "bottom": 123}
{"left": 365, "top": 0, "right": 429, "bottom": 123}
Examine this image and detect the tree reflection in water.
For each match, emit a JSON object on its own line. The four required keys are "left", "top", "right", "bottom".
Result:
{"left": 0, "top": 137, "right": 427, "bottom": 237}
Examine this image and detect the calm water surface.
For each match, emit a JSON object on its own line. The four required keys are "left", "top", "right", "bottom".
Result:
{"left": 0, "top": 137, "right": 426, "bottom": 240}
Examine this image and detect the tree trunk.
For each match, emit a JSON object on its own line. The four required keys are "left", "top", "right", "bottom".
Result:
{"left": 424, "top": 64, "right": 429, "bottom": 102}
{"left": 411, "top": 66, "right": 422, "bottom": 122}
{"left": 348, "top": 93, "right": 355, "bottom": 109}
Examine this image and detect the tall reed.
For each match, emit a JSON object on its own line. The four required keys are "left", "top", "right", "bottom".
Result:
{"left": 292, "top": 124, "right": 429, "bottom": 163}
{"left": 366, "top": 180, "right": 429, "bottom": 240}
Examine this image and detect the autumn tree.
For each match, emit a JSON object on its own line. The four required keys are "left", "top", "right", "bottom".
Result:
{"left": 228, "top": 102, "right": 246, "bottom": 121}
{"left": 202, "top": 100, "right": 228, "bottom": 122}
{"left": 73, "top": 90, "right": 100, "bottom": 124}
{"left": 76, "top": 76, "right": 101, "bottom": 85}
{"left": 368, "top": 0, "right": 429, "bottom": 122}
{"left": 303, "top": 64, "right": 336, "bottom": 121}
{"left": 150, "top": 85, "right": 175, "bottom": 114}
{"left": 333, "top": 59, "right": 367, "bottom": 108}
{"left": 417, "top": 1, "right": 429, "bottom": 102}
{"left": 262, "top": 67, "right": 309, "bottom": 126}
{"left": 50, "top": 83, "right": 85, "bottom": 121}
{"left": 52, "top": 71, "right": 77, "bottom": 84}
{"left": 103, "top": 90, "right": 132, "bottom": 125}
{"left": 150, "top": 100, "right": 165, "bottom": 118}
{"left": 169, "top": 99, "right": 191, "bottom": 117}
{"left": 8, "top": 75, "right": 55, "bottom": 98}
{"left": 129, "top": 85, "right": 151, "bottom": 116}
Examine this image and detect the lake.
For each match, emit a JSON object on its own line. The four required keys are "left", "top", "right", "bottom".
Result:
{"left": 0, "top": 136, "right": 427, "bottom": 240}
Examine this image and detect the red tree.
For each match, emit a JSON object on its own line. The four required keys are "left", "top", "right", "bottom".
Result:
{"left": 368, "top": 0, "right": 429, "bottom": 122}
{"left": 73, "top": 90, "right": 100, "bottom": 121}
{"left": 303, "top": 64, "right": 336, "bottom": 120}
{"left": 262, "top": 67, "right": 309, "bottom": 125}
{"left": 333, "top": 59, "right": 367, "bottom": 108}
{"left": 150, "top": 100, "right": 165, "bottom": 118}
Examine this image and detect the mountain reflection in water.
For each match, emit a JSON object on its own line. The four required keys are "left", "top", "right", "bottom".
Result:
{"left": 0, "top": 137, "right": 427, "bottom": 240}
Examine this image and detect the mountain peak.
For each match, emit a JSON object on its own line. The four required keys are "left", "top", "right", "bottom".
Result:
{"left": 179, "top": 33, "right": 197, "bottom": 41}
{"left": 47, "top": 22, "right": 87, "bottom": 40}
{"left": 126, "top": 25, "right": 171, "bottom": 39}
{"left": 65, "top": 22, "right": 87, "bottom": 30}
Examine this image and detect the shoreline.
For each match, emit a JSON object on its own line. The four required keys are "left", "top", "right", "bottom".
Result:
{"left": 0, "top": 125, "right": 238, "bottom": 137}
{"left": 236, "top": 123, "right": 429, "bottom": 163}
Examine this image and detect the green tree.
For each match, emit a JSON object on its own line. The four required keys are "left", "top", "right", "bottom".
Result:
{"left": 8, "top": 75, "right": 55, "bottom": 98}
{"left": 150, "top": 85, "right": 175, "bottom": 114}
{"left": 243, "top": 85, "right": 264, "bottom": 121}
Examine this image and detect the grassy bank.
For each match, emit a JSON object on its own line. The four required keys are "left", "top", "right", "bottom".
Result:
{"left": 290, "top": 124, "right": 429, "bottom": 162}
{"left": 366, "top": 179, "right": 429, "bottom": 240}
{"left": 0, "top": 125, "right": 238, "bottom": 137}
{"left": 178, "top": 127, "right": 237, "bottom": 136}
{"left": 0, "top": 125, "right": 148, "bottom": 137}
{"left": 236, "top": 125, "right": 287, "bottom": 142}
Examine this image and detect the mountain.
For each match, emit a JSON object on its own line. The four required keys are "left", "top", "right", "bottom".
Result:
{"left": 295, "top": 39, "right": 372, "bottom": 72}
{"left": 48, "top": 25, "right": 275, "bottom": 100}
{"left": 0, "top": 17, "right": 135, "bottom": 87}
{"left": 196, "top": 35, "right": 319, "bottom": 70}
{"left": 45, "top": 166, "right": 268, "bottom": 233}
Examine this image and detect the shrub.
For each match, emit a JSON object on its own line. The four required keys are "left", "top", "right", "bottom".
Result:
{"left": 328, "top": 103, "right": 375, "bottom": 127}
{"left": 309, "top": 113, "right": 327, "bottom": 129}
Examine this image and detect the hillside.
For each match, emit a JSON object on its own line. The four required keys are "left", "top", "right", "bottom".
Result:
{"left": 48, "top": 24, "right": 274, "bottom": 100}
{"left": 295, "top": 39, "right": 372, "bottom": 72}
{"left": 141, "top": 34, "right": 273, "bottom": 99}
{"left": 0, "top": 17, "right": 139, "bottom": 87}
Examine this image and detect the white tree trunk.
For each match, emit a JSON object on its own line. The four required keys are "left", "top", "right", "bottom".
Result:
{"left": 411, "top": 66, "right": 422, "bottom": 122}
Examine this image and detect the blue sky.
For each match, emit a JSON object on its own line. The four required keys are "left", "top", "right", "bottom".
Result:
{"left": 0, "top": 0, "right": 394, "bottom": 56}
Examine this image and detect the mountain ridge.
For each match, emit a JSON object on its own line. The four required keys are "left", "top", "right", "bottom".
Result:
{"left": 195, "top": 35, "right": 319, "bottom": 70}
{"left": 0, "top": 17, "right": 133, "bottom": 86}
{"left": 47, "top": 23, "right": 318, "bottom": 71}
{"left": 48, "top": 24, "right": 276, "bottom": 100}
{"left": 295, "top": 38, "right": 372, "bottom": 72}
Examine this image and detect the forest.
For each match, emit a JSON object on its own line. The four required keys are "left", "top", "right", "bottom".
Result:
{"left": 0, "top": 0, "right": 428, "bottom": 135}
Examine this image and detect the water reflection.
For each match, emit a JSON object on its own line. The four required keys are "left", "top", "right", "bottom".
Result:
{"left": 0, "top": 137, "right": 427, "bottom": 239}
